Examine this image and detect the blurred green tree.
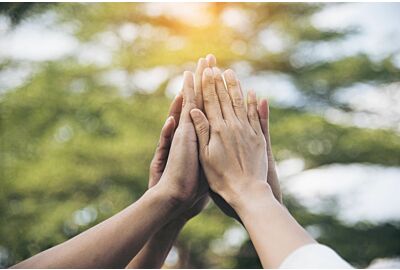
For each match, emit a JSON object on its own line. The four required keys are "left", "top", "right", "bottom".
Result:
{"left": 0, "top": 3, "right": 399, "bottom": 268}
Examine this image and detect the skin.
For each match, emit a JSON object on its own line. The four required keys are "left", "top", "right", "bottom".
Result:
{"left": 12, "top": 71, "right": 203, "bottom": 269}
{"left": 12, "top": 54, "right": 285, "bottom": 268}
{"left": 126, "top": 55, "right": 217, "bottom": 268}
{"left": 128, "top": 54, "right": 283, "bottom": 267}
{"left": 202, "top": 55, "right": 282, "bottom": 220}
{"left": 190, "top": 67, "right": 315, "bottom": 268}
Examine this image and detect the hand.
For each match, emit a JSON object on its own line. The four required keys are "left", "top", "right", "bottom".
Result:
{"left": 126, "top": 71, "right": 211, "bottom": 268}
{"left": 155, "top": 71, "right": 208, "bottom": 215}
{"left": 148, "top": 93, "right": 208, "bottom": 221}
{"left": 210, "top": 87, "right": 282, "bottom": 221}
{"left": 190, "top": 67, "right": 273, "bottom": 209}
{"left": 195, "top": 55, "right": 282, "bottom": 220}
{"left": 149, "top": 55, "right": 218, "bottom": 219}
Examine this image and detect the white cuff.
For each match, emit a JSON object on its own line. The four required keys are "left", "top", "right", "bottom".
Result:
{"left": 279, "top": 243, "right": 352, "bottom": 269}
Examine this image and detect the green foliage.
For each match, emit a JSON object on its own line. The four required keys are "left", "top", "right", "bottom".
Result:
{"left": 1, "top": 3, "right": 399, "bottom": 268}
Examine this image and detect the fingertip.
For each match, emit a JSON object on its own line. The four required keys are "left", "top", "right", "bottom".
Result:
{"left": 258, "top": 98, "right": 268, "bottom": 119}
{"left": 162, "top": 116, "right": 176, "bottom": 138}
{"left": 166, "top": 115, "right": 174, "bottom": 122}
{"left": 203, "top": 67, "right": 213, "bottom": 78}
{"left": 175, "top": 91, "right": 183, "bottom": 100}
{"left": 212, "top": 67, "right": 221, "bottom": 75}
{"left": 183, "top": 71, "right": 194, "bottom": 87}
{"left": 206, "top": 54, "right": 217, "bottom": 67}
{"left": 223, "top": 69, "right": 237, "bottom": 82}
{"left": 248, "top": 89, "right": 256, "bottom": 100}
{"left": 197, "top": 58, "right": 207, "bottom": 69}
{"left": 168, "top": 115, "right": 176, "bottom": 127}
{"left": 190, "top": 108, "right": 201, "bottom": 117}
{"left": 184, "top": 70, "right": 193, "bottom": 78}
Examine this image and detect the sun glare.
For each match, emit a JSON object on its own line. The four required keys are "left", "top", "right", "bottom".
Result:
{"left": 144, "top": 3, "right": 213, "bottom": 27}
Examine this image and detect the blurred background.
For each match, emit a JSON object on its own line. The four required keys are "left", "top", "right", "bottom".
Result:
{"left": 0, "top": 2, "right": 400, "bottom": 268}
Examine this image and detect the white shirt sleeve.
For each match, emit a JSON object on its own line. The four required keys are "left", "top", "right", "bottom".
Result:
{"left": 279, "top": 243, "right": 353, "bottom": 269}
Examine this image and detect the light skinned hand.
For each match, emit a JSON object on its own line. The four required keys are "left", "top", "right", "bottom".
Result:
{"left": 190, "top": 67, "right": 274, "bottom": 209}
{"left": 209, "top": 83, "right": 282, "bottom": 220}
{"left": 194, "top": 55, "right": 281, "bottom": 221}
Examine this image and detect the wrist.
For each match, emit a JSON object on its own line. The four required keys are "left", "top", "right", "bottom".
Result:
{"left": 147, "top": 184, "right": 184, "bottom": 219}
{"left": 224, "top": 181, "right": 278, "bottom": 217}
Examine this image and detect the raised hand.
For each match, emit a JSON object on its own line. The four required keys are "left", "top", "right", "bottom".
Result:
{"left": 12, "top": 71, "right": 209, "bottom": 270}
{"left": 155, "top": 71, "right": 208, "bottom": 214}
{"left": 127, "top": 86, "right": 204, "bottom": 268}
{"left": 190, "top": 67, "right": 315, "bottom": 268}
{"left": 196, "top": 55, "right": 282, "bottom": 220}
{"left": 190, "top": 67, "right": 273, "bottom": 209}
{"left": 147, "top": 92, "right": 208, "bottom": 220}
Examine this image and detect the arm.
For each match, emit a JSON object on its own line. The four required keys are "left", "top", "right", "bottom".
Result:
{"left": 12, "top": 186, "right": 181, "bottom": 268}
{"left": 233, "top": 182, "right": 315, "bottom": 268}
{"left": 190, "top": 67, "right": 314, "bottom": 268}
{"left": 13, "top": 71, "right": 203, "bottom": 269}
{"left": 126, "top": 57, "right": 213, "bottom": 268}
{"left": 126, "top": 217, "right": 187, "bottom": 268}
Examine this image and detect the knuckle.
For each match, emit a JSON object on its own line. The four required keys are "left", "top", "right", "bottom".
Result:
{"left": 219, "top": 92, "right": 231, "bottom": 103}
{"left": 197, "top": 123, "right": 209, "bottom": 135}
{"left": 205, "top": 75, "right": 215, "bottom": 85}
{"left": 248, "top": 110, "right": 259, "bottom": 119}
{"left": 203, "top": 91, "right": 218, "bottom": 103}
{"left": 230, "top": 120, "right": 242, "bottom": 130}
{"left": 248, "top": 99, "right": 258, "bottom": 107}
{"left": 214, "top": 75, "right": 224, "bottom": 83}
{"left": 227, "top": 80, "right": 238, "bottom": 88}
{"left": 212, "top": 125, "right": 221, "bottom": 134}
{"left": 232, "top": 96, "right": 244, "bottom": 108}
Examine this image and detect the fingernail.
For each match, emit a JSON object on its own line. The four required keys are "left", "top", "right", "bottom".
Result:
{"left": 165, "top": 116, "right": 173, "bottom": 124}
{"left": 212, "top": 67, "right": 221, "bottom": 74}
{"left": 225, "top": 69, "right": 236, "bottom": 81}
{"left": 204, "top": 67, "right": 212, "bottom": 77}
{"left": 198, "top": 58, "right": 205, "bottom": 66}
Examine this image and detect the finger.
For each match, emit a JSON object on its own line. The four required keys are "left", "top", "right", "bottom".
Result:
{"left": 223, "top": 69, "right": 247, "bottom": 121}
{"left": 247, "top": 90, "right": 262, "bottom": 134}
{"left": 190, "top": 108, "right": 210, "bottom": 153}
{"left": 180, "top": 71, "right": 197, "bottom": 123}
{"left": 258, "top": 99, "right": 269, "bottom": 136}
{"left": 202, "top": 67, "right": 223, "bottom": 123}
{"left": 168, "top": 92, "right": 183, "bottom": 127}
{"left": 212, "top": 67, "right": 235, "bottom": 120}
{"left": 206, "top": 53, "right": 217, "bottom": 67}
{"left": 195, "top": 58, "right": 208, "bottom": 110}
{"left": 258, "top": 99, "right": 282, "bottom": 203}
{"left": 149, "top": 116, "right": 176, "bottom": 187}
{"left": 238, "top": 80, "right": 244, "bottom": 99}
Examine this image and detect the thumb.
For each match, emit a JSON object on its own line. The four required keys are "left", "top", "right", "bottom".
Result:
{"left": 190, "top": 109, "right": 210, "bottom": 152}
{"left": 149, "top": 116, "right": 175, "bottom": 187}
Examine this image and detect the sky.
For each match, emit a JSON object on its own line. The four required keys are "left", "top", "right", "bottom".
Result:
{"left": 0, "top": 3, "right": 399, "bottom": 226}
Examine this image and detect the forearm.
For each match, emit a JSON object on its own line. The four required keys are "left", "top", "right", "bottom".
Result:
{"left": 13, "top": 186, "right": 178, "bottom": 269}
{"left": 126, "top": 218, "right": 186, "bottom": 268}
{"left": 233, "top": 182, "right": 315, "bottom": 269}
